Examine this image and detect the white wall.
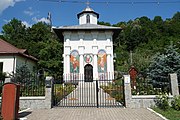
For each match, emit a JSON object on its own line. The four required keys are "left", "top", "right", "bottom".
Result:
{"left": 63, "top": 31, "right": 114, "bottom": 80}
{"left": 79, "top": 13, "right": 98, "bottom": 25}
{"left": 16, "top": 56, "right": 36, "bottom": 72}
{"left": 0, "top": 55, "right": 37, "bottom": 75}
{"left": 0, "top": 56, "right": 15, "bottom": 75}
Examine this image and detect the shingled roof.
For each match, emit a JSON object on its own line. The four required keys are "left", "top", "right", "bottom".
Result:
{"left": 0, "top": 39, "right": 38, "bottom": 62}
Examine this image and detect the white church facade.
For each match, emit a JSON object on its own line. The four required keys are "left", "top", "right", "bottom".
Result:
{"left": 53, "top": 7, "right": 121, "bottom": 82}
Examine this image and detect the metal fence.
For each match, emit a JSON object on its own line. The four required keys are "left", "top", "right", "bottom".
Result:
{"left": 131, "top": 75, "right": 171, "bottom": 95}
{"left": 53, "top": 79, "right": 124, "bottom": 108}
{"left": 0, "top": 80, "right": 4, "bottom": 96}
{"left": 12, "top": 75, "right": 45, "bottom": 96}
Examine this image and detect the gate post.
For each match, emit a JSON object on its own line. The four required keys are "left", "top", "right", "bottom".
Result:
{"left": 45, "top": 76, "right": 54, "bottom": 109}
{"left": 170, "top": 73, "right": 179, "bottom": 96}
{"left": 1, "top": 83, "right": 20, "bottom": 120}
{"left": 123, "top": 75, "right": 132, "bottom": 108}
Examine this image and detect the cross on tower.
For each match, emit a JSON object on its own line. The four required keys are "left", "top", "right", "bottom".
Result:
{"left": 85, "top": 1, "right": 90, "bottom": 7}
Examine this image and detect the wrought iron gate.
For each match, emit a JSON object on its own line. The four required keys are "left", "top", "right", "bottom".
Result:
{"left": 53, "top": 79, "right": 124, "bottom": 108}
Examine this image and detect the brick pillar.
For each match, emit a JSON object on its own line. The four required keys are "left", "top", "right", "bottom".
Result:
{"left": 123, "top": 75, "right": 132, "bottom": 108}
{"left": 170, "top": 73, "right": 179, "bottom": 96}
{"left": 45, "top": 76, "right": 53, "bottom": 109}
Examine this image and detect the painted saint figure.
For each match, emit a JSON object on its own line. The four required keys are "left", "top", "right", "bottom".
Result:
{"left": 98, "top": 50, "right": 107, "bottom": 73}
{"left": 99, "top": 57, "right": 104, "bottom": 71}
{"left": 70, "top": 50, "right": 79, "bottom": 73}
{"left": 72, "top": 58, "right": 78, "bottom": 72}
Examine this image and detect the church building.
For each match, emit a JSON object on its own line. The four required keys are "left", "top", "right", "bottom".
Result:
{"left": 53, "top": 6, "right": 121, "bottom": 82}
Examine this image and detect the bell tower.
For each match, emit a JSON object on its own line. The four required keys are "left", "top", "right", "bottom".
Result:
{"left": 77, "top": 6, "right": 99, "bottom": 25}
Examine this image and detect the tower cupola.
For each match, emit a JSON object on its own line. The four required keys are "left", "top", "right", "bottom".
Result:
{"left": 77, "top": 6, "right": 99, "bottom": 25}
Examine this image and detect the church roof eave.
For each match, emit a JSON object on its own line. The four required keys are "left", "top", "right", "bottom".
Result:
{"left": 77, "top": 6, "right": 99, "bottom": 19}
{"left": 77, "top": 11, "right": 99, "bottom": 19}
{"left": 53, "top": 24, "right": 122, "bottom": 41}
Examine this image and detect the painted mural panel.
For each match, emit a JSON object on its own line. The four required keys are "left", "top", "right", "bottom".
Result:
{"left": 97, "top": 50, "right": 107, "bottom": 73}
{"left": 84, "top": 54, "right": 93, "bottom": 64}
{"left": 70, "top": 50, "right": 79, "bottom": 73}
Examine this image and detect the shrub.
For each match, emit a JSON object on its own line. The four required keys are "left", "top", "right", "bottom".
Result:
{"left": 171, "top": 96, "right": 180, "bottom": 111}
{"left": 155, "top": 94, "right": 169, "bottom": 110}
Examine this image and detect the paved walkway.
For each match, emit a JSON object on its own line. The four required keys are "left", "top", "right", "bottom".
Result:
{"left": 58, "top": 81, "right": 121, "bottom": 107}
{"left": 21, "top": 108, "right": 163, "bottom": 120}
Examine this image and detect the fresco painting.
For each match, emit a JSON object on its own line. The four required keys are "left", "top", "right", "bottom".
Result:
{"left": 70, "top": 50, "right": 79, "bottom": 73}
{"left": 97, "top": 50, "right": 107, "bottom": 73}
{"left": 84, "top": 54, "right": 93, "bottom": 63}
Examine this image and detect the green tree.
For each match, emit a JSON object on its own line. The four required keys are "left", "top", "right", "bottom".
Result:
{"left": 147, "top": 43, "right": 180, "bottom": 82}
{"left": 38, "top": 38, "right": 63, "bottom": 80}
{"left": 98, "top": 21, "right": 111, "bottom": 26}
{"left": 2, "top": 18, "right": 63, "bottom": 79}
{"left": 2, "top": 18, "right": 28, "bottom": 48}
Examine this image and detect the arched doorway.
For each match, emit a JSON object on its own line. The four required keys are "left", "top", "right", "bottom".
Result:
{"left": 84, "top": 64, "right": 93, "bottom": 82}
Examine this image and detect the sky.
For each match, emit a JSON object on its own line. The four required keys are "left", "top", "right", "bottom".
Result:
{"left": 0, "top": 0, "right": 179, "bottom": 33}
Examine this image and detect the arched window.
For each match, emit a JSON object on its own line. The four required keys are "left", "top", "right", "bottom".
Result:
{"left": 86, "top": 14, "right": 90, "bottom": 24}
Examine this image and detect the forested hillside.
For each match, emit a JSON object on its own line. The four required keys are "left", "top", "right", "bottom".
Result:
{"left": 0, "top": 12, "right": 180, "bottom": 78}
{"left": 99, "top": 12, "right": 180, "bottom": 74}
{"left": 0, "top": 19, "right": 63, "bottom": 79}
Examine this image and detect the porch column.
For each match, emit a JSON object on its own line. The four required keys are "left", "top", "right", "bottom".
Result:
{"left": 64, "top": 45, "right": 71, "bottom": 81}
{"left": 80, "top": 54, "right": 84, "bottom": 80}
{"left": 93, "top": 54, "right": 98, "bottom": 80}
{"left": 79, "top": 46, "right": 84, "bottom": 80}
{"left": 66, "top": 54, "right": 70, "bottom": 81}
{"left": 111, "top": 53, "right": 114, "bottom": 79}
{"left": 93, "top": 46, "right": 98, "bottom": 80}
{"left": 107, "top": 54, "right": 111, "bottom": 80}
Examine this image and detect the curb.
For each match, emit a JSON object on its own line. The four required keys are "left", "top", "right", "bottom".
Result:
{"left": 147, "top": 108, "right": 168, "bottom": 120}
{"left": 19, "top": 108, "right": 31, "bottom": 114}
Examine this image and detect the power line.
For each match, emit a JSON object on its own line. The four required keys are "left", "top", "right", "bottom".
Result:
{"left": 38, "top": 0, "right": 180, "bottom": 5}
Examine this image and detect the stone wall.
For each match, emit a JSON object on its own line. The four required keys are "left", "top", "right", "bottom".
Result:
{"left": 1, "top": 77, "right": 53, "bottom": 110}
{"left": 130, "top": 95, "right": 173, "bottom": 108}
{"left": 123, "top": 73, "right": 179, "bottom": 108}
{"left": 19, "top": 97, "right": 46, "bottom": 109}
{"left": 0, "top": 97, "right": 46, "bottom": 109}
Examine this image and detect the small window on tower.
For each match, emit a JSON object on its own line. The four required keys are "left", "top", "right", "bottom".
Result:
{"left": 86, "top": 14, "right": 90, "bottom": 23}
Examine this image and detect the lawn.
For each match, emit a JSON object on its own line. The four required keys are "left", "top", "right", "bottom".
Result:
{"left": 153, "top": 107, "right": 180, "bottom": 120}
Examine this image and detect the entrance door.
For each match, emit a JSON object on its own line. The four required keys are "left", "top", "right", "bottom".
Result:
{"left": 84, "top": 64, "right": 93, "bottom": 82}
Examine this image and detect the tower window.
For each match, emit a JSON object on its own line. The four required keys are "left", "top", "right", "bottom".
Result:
{"left": 86, "top": 14, "right": 90, "bottom": 23}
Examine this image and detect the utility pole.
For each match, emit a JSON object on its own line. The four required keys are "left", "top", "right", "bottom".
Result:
{"left": 47, "top": 12, "right": 52, "bottom": 31}
{"left": 130, "top": 51, "right": 133, "bottom": 65}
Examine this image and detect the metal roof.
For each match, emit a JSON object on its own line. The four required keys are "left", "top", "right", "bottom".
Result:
{"left": 77, "top": 6, "right": 99, "bottom": 19}
{"left": 54, "top": 24, "right": 121, "bottom": 30}
{"left": 53, "top": 24, "right": 122, "bottom": 40}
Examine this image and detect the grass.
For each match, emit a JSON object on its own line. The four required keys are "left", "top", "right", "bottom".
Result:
{"left": 54, "top": 83, "right": 76, "bottom": 102}
{"left": 153, "top": 107, "right": 180, "bottom": 120}
{"left": 100, "top": 80, "right": 124, "bottom": 104}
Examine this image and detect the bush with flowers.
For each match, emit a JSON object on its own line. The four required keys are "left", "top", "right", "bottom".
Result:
{"left": 155, "top": 93, "right": 169, "bottom": 110}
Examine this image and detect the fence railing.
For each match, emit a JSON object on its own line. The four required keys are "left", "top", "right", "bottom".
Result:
{"left": 12, "top": 75, "right": 45, "bottom": 96}
{"left": 131, "top": 76, "right": 171, "bottom": 95}
{"left": 0, "top": 80, "right": 4, "bottom": 96}
{"left": 53, "top": 78, "right": 124, "bottom": 107}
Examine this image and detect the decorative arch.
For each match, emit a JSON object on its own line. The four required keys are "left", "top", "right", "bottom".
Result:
{"left": 70, "top": 50, "right": 79, "bottom": 73}
{"left": 97, "top": 49, "right": 107, "bottom": 73}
